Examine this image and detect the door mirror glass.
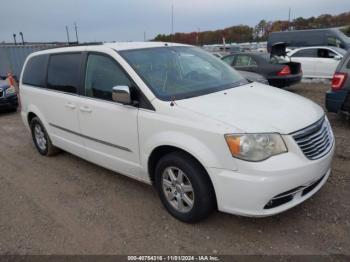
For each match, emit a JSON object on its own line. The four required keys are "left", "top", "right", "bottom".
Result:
{"left": 112, "top": 86, "right": 132, "bottom": 104}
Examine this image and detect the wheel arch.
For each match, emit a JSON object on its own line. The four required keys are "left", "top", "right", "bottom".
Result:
{"left": 147, "top": 145, "right": 218, "bottom": 209}
{"left": 27, "top": 111, "right": 37, "bottom": 125}
{"left": 148, "top": 146, "right": 211, "bottom": 184}
{"left": 25, "top": 105, "right": 50, "bottom": 130}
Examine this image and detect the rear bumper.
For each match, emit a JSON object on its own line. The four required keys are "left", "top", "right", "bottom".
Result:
{"left": 325, "top": 90, "right": 348, "bottom": 113}
{"left": 0, "top": 94, "right": 18, "bottom": 109}
{"left": 268, "top": 73, "right": 302, "bottom": 88}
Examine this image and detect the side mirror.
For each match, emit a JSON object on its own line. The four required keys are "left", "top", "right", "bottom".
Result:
{"left": 112, "top": 86, "right": 132, "bottom": 105}
{"left": 334, "top": 55, "right": 342, "bottom": 61}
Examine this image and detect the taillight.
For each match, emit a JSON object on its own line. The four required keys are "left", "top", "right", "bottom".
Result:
{"left": 277, "top": 66, "right": 291, "bottom": 76}
{"left": 332, "top": 72, "right": 347, "bottom": 91}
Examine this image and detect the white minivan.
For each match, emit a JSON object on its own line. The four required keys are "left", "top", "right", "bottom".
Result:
{"left": 20, "top": 42, "right": 335, "bottom": 222}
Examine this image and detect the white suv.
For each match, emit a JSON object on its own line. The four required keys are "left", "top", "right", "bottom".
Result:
{"left": 20, "top": 42, "right": 335, "bottom": 222}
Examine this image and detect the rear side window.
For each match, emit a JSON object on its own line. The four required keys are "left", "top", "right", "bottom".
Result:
{"left": 234, "top": 55, "right": 257, "bottom": 66}
{"left": 317, "top": 49, "right": 337, "bottom": 59}
{"left": 47, "top": 53, "right": 81, "bottom": 94}
{"left": 84, "top": 54, "right": 131, "bottom": 101}
{"left": 292, "top": 49, "right": 317, "bottom": 58}
{"left": 222, "top": 55, "right": 235, "bottom": 65}
{"left": 22, "top": 55, "right": 47, "bottom": 87}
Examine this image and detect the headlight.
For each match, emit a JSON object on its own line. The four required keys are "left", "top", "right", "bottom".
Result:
{"left": 225, "top": 133, "right": 287, "bottom": 161}
{"left": 5, "top": 86, "right": 16, "bottom": 95}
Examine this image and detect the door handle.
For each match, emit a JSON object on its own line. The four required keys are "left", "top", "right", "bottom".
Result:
{"left": 80, "top": 106, "right": 92, "bottom": 113}
{"left": 65, "top": 102, "right": 76, "bottom": 110}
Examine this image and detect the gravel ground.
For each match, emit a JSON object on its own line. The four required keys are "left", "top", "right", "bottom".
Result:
{"left": 0, "top": 82, "right": 349, "bottom": 255}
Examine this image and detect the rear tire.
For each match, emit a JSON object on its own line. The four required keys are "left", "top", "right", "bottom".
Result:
{"left": 155, "top": 151, "right": 216, "bottom": 223}
{"left": 30, "top": 117, "right": 60, "bottom": 156}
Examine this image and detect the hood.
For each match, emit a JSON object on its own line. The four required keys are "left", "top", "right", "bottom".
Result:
{"left": 176, "top": 83, "right": 324, "bottom": 134}
{"left": 270, "top": 42, "right": 287, "bottom": 57}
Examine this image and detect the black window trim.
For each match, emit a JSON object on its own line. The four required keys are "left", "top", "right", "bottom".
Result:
{"left": 80, "top": 51, "right": 155, "bottom": 111}
{"left": 21, "top": 51, "right": 154, "bottom": 110}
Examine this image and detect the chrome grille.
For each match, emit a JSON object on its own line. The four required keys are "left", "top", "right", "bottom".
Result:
{"left": 292, "top": 117, "right": 334, "bottom": 160}
{"left": 0, "top": 88, "right": 3, "bottom": 98}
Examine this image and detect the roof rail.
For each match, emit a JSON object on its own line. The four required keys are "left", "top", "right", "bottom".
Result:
{"left": 43, "top": 42, "right": 103, "bottom": 50}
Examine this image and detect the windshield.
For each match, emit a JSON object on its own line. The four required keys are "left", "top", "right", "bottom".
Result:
{"left": 119, "top": 46, "right": 247, "bottom": 100}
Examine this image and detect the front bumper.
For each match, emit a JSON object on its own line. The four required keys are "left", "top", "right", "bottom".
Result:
{"left": 207, "top": 136, "right": 334, "bottom": 217}
{"left": 0, "top": 94, "right": 18, "bottom": 109}
{"left": 268, "top": 73, "right": 302, "bottom": 88}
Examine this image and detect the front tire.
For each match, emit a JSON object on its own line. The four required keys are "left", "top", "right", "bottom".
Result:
{"left": 155, "top": 152, "right": 216, "bottom": 223}
{"left": 30, "top": 117, "right": 60, "bottom": 156}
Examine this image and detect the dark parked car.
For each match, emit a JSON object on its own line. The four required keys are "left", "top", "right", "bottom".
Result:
{"left": 0, "top": 77, "right": 18, "bottom": 111}
{"left": 326, "top": 49, "right": 350, "bottom": 116}
{"left": 222, "top": 44, "right": 302, "bottom": 88}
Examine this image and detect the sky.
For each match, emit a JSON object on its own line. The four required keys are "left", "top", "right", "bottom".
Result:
{"left": 0, "top": 0, "right": 349, "bottom": 43}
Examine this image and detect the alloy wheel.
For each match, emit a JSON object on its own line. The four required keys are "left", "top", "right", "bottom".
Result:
{"left": 162, "top": 166, "right": 195, "bottom": 213}
{"left": 34, "top": 124, "right": 47, "bottom": 151}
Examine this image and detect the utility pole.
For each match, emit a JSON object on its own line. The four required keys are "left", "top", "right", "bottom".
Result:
{"left": 196, "top": 28, "right": 200, "bottom": 46}
{"left": 171, "top": 4, "right": 174, "bottom": 41}
{"left": 74, "top": 22, "right": 79, "bottom": 43}
{"left": 66, "top": 26, "right": 70, "bottom": 44}
{"left": 13, "top": 34, "right": 17, "bottom": 45}
{"left": 19, "top": 32, "right": 24, "bottom": 45}
{"left": 288, "top": 7, "right": 291, "bottom": 30}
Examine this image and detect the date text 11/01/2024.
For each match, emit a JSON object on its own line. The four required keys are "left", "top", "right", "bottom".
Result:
{"left": 127, "top": 255, "right": 220, "bottom": 261}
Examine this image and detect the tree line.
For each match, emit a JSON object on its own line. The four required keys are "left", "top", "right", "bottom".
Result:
{"left": 153, "top": 11, "right": 350, "bottom": 45}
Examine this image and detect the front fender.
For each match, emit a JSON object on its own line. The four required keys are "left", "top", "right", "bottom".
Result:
{"left": 140, "top": 130, "right": 238, "bottom": 180}
{"left": 143, "top": 131, "right": 219, "bottom": 167}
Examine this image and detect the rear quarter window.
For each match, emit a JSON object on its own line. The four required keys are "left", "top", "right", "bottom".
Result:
{"left": 222, "top": 55, "right": 235, "bottom": 65}
{"left": 47, "top": 53, "right": 81, "bottom": 94}
{"left": 22, "top": 55, "right": 48, "bottom": 87}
